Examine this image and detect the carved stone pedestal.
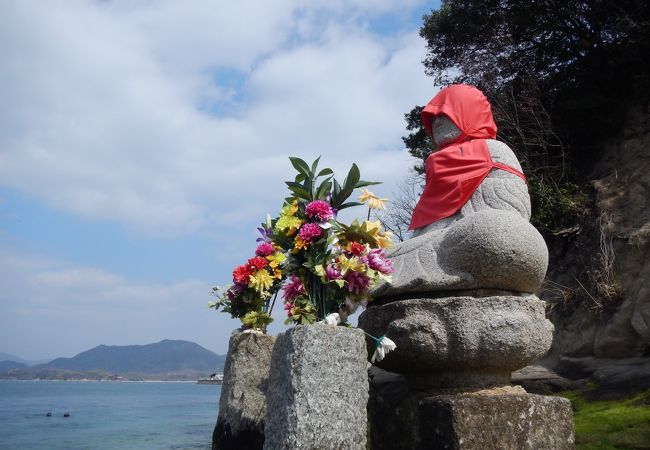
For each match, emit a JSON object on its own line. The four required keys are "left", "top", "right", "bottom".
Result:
{"left": 264, "top": 324, "right": 369, "bottom": 450}
{"left": 212, "top": 332, "right": 275, "bottom": 450}
{"left": 360, "top": 296, "right": 575, "bottom": 449}
{"left": 359, "top": 295, "right": 554, "bottom": 389}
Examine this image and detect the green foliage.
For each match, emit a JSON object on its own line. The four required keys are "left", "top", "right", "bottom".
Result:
{"left": 528, "top": 176, "right": 588, "bottom": 233}
{"left": 241, "top": 311, "right": 273, "bottom": 330}
{"left": 558, "top": 390, "right": 650, "bottom": 449}
{"left": 286, "top": 156, "right": 379, "bottom": 211}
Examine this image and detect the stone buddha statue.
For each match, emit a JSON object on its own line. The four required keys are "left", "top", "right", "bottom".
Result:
{"left": 372, "top": 84, "right": 548, "bottom": 299}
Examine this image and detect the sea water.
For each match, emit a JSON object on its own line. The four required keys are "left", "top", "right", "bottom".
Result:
{"left": 0, "top": 380, "right": 220, "bottom": 450}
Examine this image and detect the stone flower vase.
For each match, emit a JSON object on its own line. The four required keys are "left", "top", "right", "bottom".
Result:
{"left": 212, "top": 331, "right": 275, "bottom": 450}
{"left": 263, "top": 324, "right": 369, "bottom": 450}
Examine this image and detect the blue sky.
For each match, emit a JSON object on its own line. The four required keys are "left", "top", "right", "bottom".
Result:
{"left": 0, "top": 0, "right": 440, "bottom": 359}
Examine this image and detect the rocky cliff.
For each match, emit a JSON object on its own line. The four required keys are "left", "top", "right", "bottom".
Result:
{"left": 541, "top": 101, "right": 650, "bottom": 389}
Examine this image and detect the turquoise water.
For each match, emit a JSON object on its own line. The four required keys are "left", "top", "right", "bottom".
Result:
{"left": 0, "top": 380, "right": 220, "bottom": 449}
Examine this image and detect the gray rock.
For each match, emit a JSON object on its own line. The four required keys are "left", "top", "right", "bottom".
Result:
{"left": 359, "top": 296, "right": 554, "bottom": 388}
{"left": 263, "top": 324, "right": 368, "bottom": 450}
{"left": 213, "top": 332, "right": 275, "bottom": 450}
{"left": 511, "top": 364, "right": 575, "bottom": 394}
{"left": 555, "top": 356, "right": 650, "bottom": 399}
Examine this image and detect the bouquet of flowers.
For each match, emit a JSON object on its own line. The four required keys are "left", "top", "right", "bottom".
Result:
{"left": 270, "top": 157, "right": 394, "bottom": 325}
{"left": 210, "top": 156, "right": 394, "bottom": 331}
{"left": 208, "top": 233, "right": 286, "bottom": 331}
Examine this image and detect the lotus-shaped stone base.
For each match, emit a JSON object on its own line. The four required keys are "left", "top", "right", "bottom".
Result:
{"left": 359, "top": 295, "right": 553, "bottom": 389}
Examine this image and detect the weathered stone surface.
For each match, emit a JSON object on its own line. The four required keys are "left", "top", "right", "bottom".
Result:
{"left": 212, "top": 332, "right": 275, "bottom": 450}
{"left": 359, "top": 296, "right": 554, "bottom": 388}
{"left": 417, "top": 393, "right": 575, "bottom": 450}
{"left": 372, "top": 210, "right": 548, "bottom": 298}
{"left": 368, "top": 366, "right": 575, "bottom": 450}
{"left": 263, "top": 324, "right": 368, "bottom": 450}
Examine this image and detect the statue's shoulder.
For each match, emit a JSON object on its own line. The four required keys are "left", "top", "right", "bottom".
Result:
{"left": 485, "top": 139, "right": 523, "bottom": 171}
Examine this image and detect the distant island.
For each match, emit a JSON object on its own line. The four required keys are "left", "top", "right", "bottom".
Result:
{"left": 0, "top": 340, "right": 226, "bottom": 381}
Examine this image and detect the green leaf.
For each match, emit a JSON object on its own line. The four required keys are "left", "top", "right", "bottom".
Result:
{"left": 316, "top": 180, "right": 332, "bottom": 200}
{"left": 338, "top": 201, "right": 363, "bottom": 210}
{"left": 333, "top": 178, "right": 341, "bottom": 196}
{"left": 285, "top": 181, "right": 311, "bottom": 199}
{"left": 355, "top": 180, "right": 381, "bottom": 188}
{"left": 295, "top": 173, "right": 306, "bottom": 183}
{"left": 343, "top": 164, "right": 361, "bottom": 192}
{"left": 289, "top": 156, "right": 311, "bottom": 177}
{"left": 317, "top": 168, "right": 334, "bottom": 177}
{"left": 310, "top": 156, "right": 321, "bottom": 174}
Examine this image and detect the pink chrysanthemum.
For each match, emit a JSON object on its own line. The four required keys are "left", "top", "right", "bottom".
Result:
{"left": 345, "top": 271, "right": 371, "bottom": 295}
{"left": 325, "top": 264, "right": 342, "bottom": 280}
{"left": 367, "top": 249, "right": 394, "bottom": 274}
{"left": 282, "top": 274, "right": 306, "bottom": 302}
{"left": 255, "top": 242, "right": 275, "bottom": 257}
{"left": 298, "top": 223, "right": 323, "bottom": 243}
{"left": 305, "top": 200, "right": 334, "bottom": 222}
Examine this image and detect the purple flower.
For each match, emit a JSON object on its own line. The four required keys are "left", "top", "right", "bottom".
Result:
{"left": 256, "top": 225, "right": 273, "bottom": 242}
{"left": 345, "top": 271, "right": 371, "bottom": 295}
{"left": 305, "top": 200, "right": 334, "bottom": 222}
{"left": 282, "top": 274, "right": 306, "bottom": 302}
{"left": 367, "top": 249, "right": 394, "bottom": 274}
{"left": 298, "top": 223, "right": 323, "bottom": 243}
{"left": 325, "top": 264, "right": 342, "bottom": 280}
{"left": 226, "top": 283, "right": 245, "bottom": 300}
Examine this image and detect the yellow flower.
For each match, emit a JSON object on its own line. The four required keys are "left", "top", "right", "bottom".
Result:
{"left": 275, "top": 215, "right": 303, "bottom": 236}
{"left": 292, "top": 236, "right": 309, "bottom": 253}
{"left": 338, "top": 254, "right": 365, "bottom": 274}
{"left": 375, "top": 231, "right": 394, "bottom": 249}
{"left": 280, "top": 200, "right": 299, "bottom": 217}
{"left": 359, "top": 188, "right": 388, "bottom": 210}
{"left": 248, "top": 269, "right": 274, "bottom": 293}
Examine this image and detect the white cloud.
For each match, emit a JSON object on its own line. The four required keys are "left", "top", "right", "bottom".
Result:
{"left": 0, "top": 247, "right": 232, "bottom": 359}
{"left": 0, "top": 0, "right": 432, "bottom": 237}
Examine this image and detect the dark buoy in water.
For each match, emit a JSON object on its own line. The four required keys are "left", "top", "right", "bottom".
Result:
{"left": 63, "top": 412, "right": 70, "bottom": 418}
{"left": 46, "top": 412, "right": 52, "bottom": 417}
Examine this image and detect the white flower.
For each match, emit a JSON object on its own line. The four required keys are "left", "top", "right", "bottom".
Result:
{"left": 371, "top": 336, "right": 397, "bottom": 363}
{"left": 242, "top": 328, "right": 264, "bottom": 335}
{"left": 321, "top": 313, "right": 341, "bottom": 326}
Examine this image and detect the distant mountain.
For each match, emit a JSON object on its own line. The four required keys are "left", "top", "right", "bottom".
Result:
{"left": 43, "top": 340, "right": 225, "bottom": 375}
{"left": 0, "top": 360, "right": 28, "bottom": 371}
{"left": 0, "top": 352, "right": 27, "bottom": 363}
{"left": 0, "top": 352, "right": 51, "bottom": 366}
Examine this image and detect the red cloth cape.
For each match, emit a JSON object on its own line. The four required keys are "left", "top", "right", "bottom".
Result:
{"left": 409, "top": 85, "right": 525, "bottom": 230}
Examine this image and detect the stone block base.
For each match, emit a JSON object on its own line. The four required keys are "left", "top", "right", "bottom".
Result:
{"left": 368, "top": 368, "right": 574, "bottom": 450}
{"left": 264, "top": 324, "right": 369, "bottom": 450}
{"left": 212, "top": 332, "right": 275, "bottom": 450}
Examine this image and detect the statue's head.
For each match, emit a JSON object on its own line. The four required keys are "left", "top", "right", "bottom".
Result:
{"left": 421, "top": 84, "right": 497, "bottom": 148}
{"left": 431, "top": 115, "right": 462, "bottom": 148}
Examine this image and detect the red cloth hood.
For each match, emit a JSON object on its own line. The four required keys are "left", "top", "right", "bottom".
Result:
{"left": 408, "top": 85, "right": 524, "bottom": 230}
{"left": 421, "top": 84, "right": 497, "bottom": 142}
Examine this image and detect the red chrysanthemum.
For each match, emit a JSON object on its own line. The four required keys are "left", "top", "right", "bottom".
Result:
{"left": 248, "top": 256, "right": 268, "bottom": 271}
{"left": 348, "top": 241, "right": 366, "bottom": 256}
{"left": 233, "top": 264, "right": 253, "bottom": 284}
